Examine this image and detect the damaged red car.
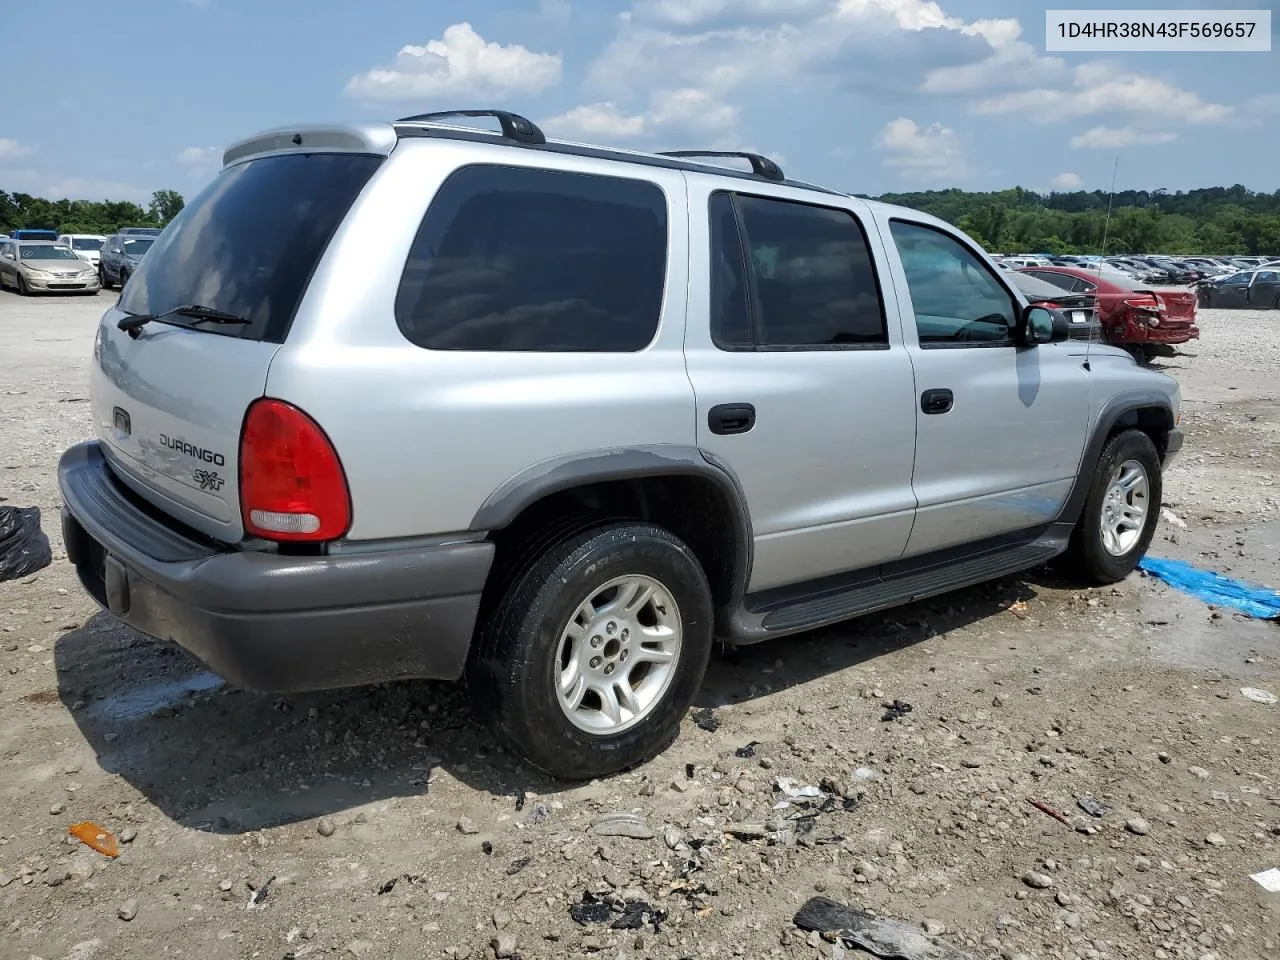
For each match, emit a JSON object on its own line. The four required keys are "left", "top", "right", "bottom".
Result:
{"left": 1017, "top": 265, "right": 1199, "bottom": 365}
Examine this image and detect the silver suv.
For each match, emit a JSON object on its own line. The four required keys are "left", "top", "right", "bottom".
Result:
{"left": 58, "top": 109, "right": 1183, "bottom": 779}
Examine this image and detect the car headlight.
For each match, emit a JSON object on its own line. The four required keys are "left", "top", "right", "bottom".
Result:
{"left": 25, "top": 268, "right": 50, "bottom": 278}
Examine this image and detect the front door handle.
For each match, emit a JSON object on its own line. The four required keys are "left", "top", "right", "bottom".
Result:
{"left": 920, "top": 388, "right": 953, "bottom": 415}
{"left": 708, "top": 403, "right": 756, "bottom": 436}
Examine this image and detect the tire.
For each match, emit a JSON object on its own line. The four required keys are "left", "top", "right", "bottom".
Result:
{"left": 1063, "top": 428, "right": 1163, "bottom": 584}
{"left": 16, "top": 274, "right": 29, "bottom": 296}
{"left": 98, "top": 265, "right": 111, "bottom": 291}
{"left": 1273, "top": 295, "right": 1280, "bottom": 311}
{"left": 468, "top": 520, "right": 714, "bottom": 780}
{"left": 118, "top": 268, "right": 129, "bottom": 289}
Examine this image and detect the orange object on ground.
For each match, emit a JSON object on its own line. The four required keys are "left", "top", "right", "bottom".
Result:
{"left": 68, "top": 821, "right": 120, "bottom": 858}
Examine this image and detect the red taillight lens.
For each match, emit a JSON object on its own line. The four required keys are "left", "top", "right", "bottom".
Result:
{"left": 1123, "top": 296, "right": 1160, "bottom": 312}
{"left": 239, "top": 399, "right": 351, "bottom": 542}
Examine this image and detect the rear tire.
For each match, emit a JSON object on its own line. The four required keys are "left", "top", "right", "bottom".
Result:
{"left": 468, "top": 521, "right": 714, "bottom": 780}
{"left": 16, "top": 274, "right": 29, "bottom": 296}
{"left": 1063, "top": 429, "right": 1162, "bottom": 584}
{"left": 118, "top": 268, "right": 129, "bottom": 289}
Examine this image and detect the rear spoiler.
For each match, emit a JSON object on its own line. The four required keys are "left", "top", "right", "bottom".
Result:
{"left": 222, "top": 123, "right": 398, "bottom": 168}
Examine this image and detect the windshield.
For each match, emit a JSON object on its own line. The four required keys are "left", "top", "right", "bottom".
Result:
{"left": 118, "top": 152, "right": 383, "bottom": 342}
{"left": 19, "top": 244, "right": 80, "bottom": 261}
{"left": 122, "top": 238, "right": 155, "bottom": 256}
{"left": 72, "top": 237, "right": 104, "bottom": 251}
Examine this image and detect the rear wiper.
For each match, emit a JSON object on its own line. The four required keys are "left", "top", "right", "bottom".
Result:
{"left": 118, "top": 304, "right": 249, "bottom": 335}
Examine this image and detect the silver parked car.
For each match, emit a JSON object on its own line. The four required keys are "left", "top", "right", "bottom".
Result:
{"left": 0, "top": 240, "right": 101, "bottom": 295}
{"left": 58, "top": 109, "right": 1183, "bottom": 779}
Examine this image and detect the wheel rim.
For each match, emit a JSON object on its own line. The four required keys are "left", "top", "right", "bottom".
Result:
{"left": 1100, "top": 459, "right": 1150, "bottom": 557}
{"left": 554, "top": 574, "right": 682, "bottom": 735}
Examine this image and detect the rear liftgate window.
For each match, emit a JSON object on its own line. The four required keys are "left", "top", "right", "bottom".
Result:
{"left": 395, "top": 164, "right": 668, "bottom": 352}
{"left": 118, "top": 152, "right": 383, "bottom": 343}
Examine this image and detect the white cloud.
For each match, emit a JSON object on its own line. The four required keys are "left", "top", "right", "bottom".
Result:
{"left": 633, "top": 0, "right": 826, "bottom": 26}
{"left": 1049, "top": 172, "right": 1083, "bottom": 191}
{"left": 973, "top": 62, "right": 1230, "bottom": 124}
{"left": 543, "top": 88, "right": 739, "bottom": 145}
{"left": 345, "top": 22, "right": 562, "bottom": 104}
{"left": 1245, "top": 93, "right": 1280, "bottom": 115}
{"left": 0, "top": 168, "right": 152, "bottom": 204}
{"left": 921, "top": 18, "right": 1065, "bottom": 94}
{"left": 1069, "top": 126, "right": 1178, "bottom": 150}
{"left": 875, "top": 117, "right": 968, "bottom": 183}
{"left": 0, "top": 138, "right": 34, "bottom": 160}
{"left": 176, "top": 146, "right": 220, "bottom": 166}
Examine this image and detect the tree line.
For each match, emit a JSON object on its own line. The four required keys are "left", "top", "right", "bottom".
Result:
{"left": 0, "top": 189, "right": 185, "bottom": 236}
{"left": 862, "top": 185, "right": 1280, "bottom": 255}
{"left": 5, "top": 182, "right": 1280, "bottom": 255}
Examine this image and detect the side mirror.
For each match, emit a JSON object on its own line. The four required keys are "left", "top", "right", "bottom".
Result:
{"left": 1019, "top": 304, "right": 1068, "bottom": 345}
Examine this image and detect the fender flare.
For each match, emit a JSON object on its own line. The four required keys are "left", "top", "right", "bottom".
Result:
{"left": 1057, "top": 389, "right": 1175, "bottom": 525}
{"left": 469, "top": 444, "right": 754, "bottom": 604}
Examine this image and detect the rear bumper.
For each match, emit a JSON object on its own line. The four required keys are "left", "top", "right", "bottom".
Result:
{"left": 58, "top": 441, "right": 494, "bottom": 693}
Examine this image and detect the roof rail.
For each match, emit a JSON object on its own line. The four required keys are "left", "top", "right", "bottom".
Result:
{"left": 658, "top": 150, "right": 784, "bottom": 182}
{"left": 394, "top": 109, "right": 546, "bottom": 146}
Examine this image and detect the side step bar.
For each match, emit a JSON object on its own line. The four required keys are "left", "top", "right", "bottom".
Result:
{"left": 721, "top": 526, "right": 1072, "bottom": 644}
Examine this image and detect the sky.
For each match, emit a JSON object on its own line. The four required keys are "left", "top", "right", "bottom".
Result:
{"left": 1, "top": 0, "right": 1277, "bottom": 205}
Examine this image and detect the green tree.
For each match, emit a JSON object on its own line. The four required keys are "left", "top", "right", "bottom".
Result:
{"left": 149, "top": 189, "right": 185, "bottom": 225}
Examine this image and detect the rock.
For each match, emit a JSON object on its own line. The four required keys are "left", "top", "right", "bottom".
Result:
{"left": 117, "top": 900, "right": 138, "bottom": 922}
{"left": 1056, "top": 891, "right": 1076, "bottom": 908}
{"left": 1188, "top": 766, "right": 1210, "bottom": 780}
{"left": 1205, "top": 833, "right": 1226, "bottom": 846}
{"left": 593, "top": 812, "right": 655, "bottom": 840}
{"left": 317, "top": 817, "right": 336, "bottom": 837}
{"left": 854, "top": 861, "right": 879, "bottom": 882}
{"left": 1126, "top": 817, "right": 1151, "bottom": 836}
{"left": 345, "top": 939, "right": 374, "bottom": 957}
{"left": 960, "top": 758, "right": 982, "bottom": 768}
{"left": 119, "top": 827, "right": 137, "bottom": 844}
{"left": 1022, "top": 870, "right": 1054, "bottom": 889}
{"left": 490, "top": 933, "right": 519, "bottom": 958}
{"left": 1064, "top": 912, "right": 1083, "bottom": 929}
{"left": 218, "top": 879, "right": 233, "bottom": 892}
{"left": 734, "top": 778, "right": 755, "bottom": 796}
{"left": 457, "top": 816, "right": 480, "bottom": 835}
{"left": 725, "top": 822, "right": 769, "bottom": 840}
{"left": 63, "top": 762, "right": 82, "bottom": 775}
{"left": 1158, "top": 752, "right": 1172, "bottom": 764}
{"left": 992, "top": 695, "right": 1005, "bottom": 707}
{"left": 492, "top": 909, "right": 511, "bottom": 930}
{"left": 49, "top": 802, "right": 66, "bottom": 816}
{"left": 664, "top": 826, "right": 685, "bottom": 850}
{"left": 922, "top": 919, "right": 946, "bottom": 936}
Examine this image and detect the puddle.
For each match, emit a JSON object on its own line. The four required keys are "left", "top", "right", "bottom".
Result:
{"left": 91, "top": 671, "right": 225, "bottom": 721}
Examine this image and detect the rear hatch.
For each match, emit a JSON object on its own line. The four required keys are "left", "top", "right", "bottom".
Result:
{"left": 1151, "top": 287, "right": 1198, "bottom": 323}
{"left": 90, "top": 149, "right": 383, "bottom": 543}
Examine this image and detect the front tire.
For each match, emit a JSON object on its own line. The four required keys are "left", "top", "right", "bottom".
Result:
{"left": 16, "top": 274, "right": 29, "bottom": 296}
{"left": 468, "top": 521, "right": 714, "bottom": 780}
{"left": 1063, "top": 429, "right": 1162, "bottom": 584}
{"left": 98, "top": 265, "right": 112, "bottom": 291}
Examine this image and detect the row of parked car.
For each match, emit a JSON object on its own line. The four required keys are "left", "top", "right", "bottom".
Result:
{"left": 0, "top": 227, "right": 159, "bottom": 295}
{"left": 997, "top": 253, "right": 1279, "bottom": 287}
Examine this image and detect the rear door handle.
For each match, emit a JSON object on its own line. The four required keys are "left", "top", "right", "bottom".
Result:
{"left": 920, "top": 388, "right": 953, "bottom": 415}
{"left": 708, "top": 403, "right": 756, "bottom": 436}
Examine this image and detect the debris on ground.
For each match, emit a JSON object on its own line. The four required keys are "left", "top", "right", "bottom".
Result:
{"left": 793, "top": 896, "right": 975, "bottom": 960}
{"left": 734, "top": 742, "right": 760, "bottom": 758}
{"left": 1160, "top": 507, "right": 1189, "bottom": 529}
{"left": 523, "top": 803, "right": 549, "bottom": 826}
{"left": 1241, "top": 687, "right": 1277, "bottom": 705}
{"left": 1007, "top": 599, "right": 1030, "bottom": 619}
{"left": 506, "top": 857, "right": 532, "bottom": 876}
{"left": 1137, "top": 556, "right": 1280, "bottom": 620}
{"left": 246, "top": 876, "right": 276, "bottom": 910}
{"left": 68, "top": 822, "right": 120, "bottom": 858}
{"left": 0, "top": 505, "right": 53, "bottom": 583}
{"left": 774, "top": 777, "right": 823, "bottom": 800}
{"left": 592, "top": 812, "right": 656, "bottom": 840}
{"left": 691, "top": 707, "right": 720, "bottom": 732}
{"left": 457, "top": 816, "right": 480, "bottom": 835}
{"left": 881, "top": 699, "right": 914, "bottom": 722}
{"left": 1026, "top": 797, "right": 1071, "bottom": 826}
{"left": 1251, "top": 868, "right": 1280, "bottom": 892}
{"left": 1076, "top": 795, "right": 1111, "bottom": 818}
{"left": 116, "top": 899, "right": 137, "bottom": 922}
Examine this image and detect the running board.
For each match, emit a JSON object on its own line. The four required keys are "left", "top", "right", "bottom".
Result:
{"left": 721, "top": 527, "right": 1070, "bottom": 644}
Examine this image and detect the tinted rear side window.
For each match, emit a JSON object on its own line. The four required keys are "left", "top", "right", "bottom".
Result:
{"left": 118, "top": 153, "right": 382, "bottom": 342}
{"left": 396, "top": 164, "right": 668, "bottom": 352}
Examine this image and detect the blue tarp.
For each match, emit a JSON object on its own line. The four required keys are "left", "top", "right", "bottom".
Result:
{"left": 1138, "top": 556, "right": 1280, "bottom": 621}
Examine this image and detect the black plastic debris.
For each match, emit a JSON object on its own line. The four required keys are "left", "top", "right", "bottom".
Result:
{"left": 685, "top": 763, "right": 696, "bottom": 779}
{"left": 0, "top": 506, "right": 52, "bottom": 583}
{"left": 735, "top": 742, "right": 760, "bottom": 759}
{"left": 881, "top": 699, "right": 914, "bottom": 722}
{"left": 691, "top": 708, "right": 720, "bottom": 732}
{"left": 569, "top": 891, "right": 615, "bottom": 925}
{"left": 515, "top": 790, "right": 526, "bottom": 812}
{"left": 247, "top": 875, "right": 276, "bottom": 909}
{"left": 482, "top": 841, "right": 494, "bottom": 856}
{"left": 506, "top": 857, "right": 532, "bottom": 876}
{"left": 377, "top": 877, "right": 398, "bottom": 895}
{"left": 1077, "top": 795, "right": 1110, "bottom": 818}
{"left": 612, "top": 900, "right": 666, "bottom": 932}
{"left": 842, "top": 796, "right": 862, "bottom": 812}
{"left": 794, "top": 896, "right": 975, "bottom": 960}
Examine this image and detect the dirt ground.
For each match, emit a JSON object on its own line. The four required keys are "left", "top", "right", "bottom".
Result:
{"left": 1, "top": 290, "right": 1277, "bottom": 960}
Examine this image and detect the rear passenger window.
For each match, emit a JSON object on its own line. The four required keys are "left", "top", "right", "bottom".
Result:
{"left": 726, "top": 195, "right": 887, "bottom": 348}
{"left": 397, "top": 165, "right": 668, "bottom": 352}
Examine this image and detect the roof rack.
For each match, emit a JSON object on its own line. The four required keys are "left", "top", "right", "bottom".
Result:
{"left": 658, "top": 150, "right": 785, "bottom": 182}
{"left": 394, "top": 109, "right": 546, "bottom": 146}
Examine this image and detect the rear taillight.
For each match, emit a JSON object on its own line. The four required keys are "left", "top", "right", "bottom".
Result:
{"left": 239, "top": 399, "right": 351, "bottom": 542}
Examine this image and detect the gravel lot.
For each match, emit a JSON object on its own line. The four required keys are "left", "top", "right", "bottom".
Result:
{"left": 1, "top": 290, "right": 1277, "bottom": 960}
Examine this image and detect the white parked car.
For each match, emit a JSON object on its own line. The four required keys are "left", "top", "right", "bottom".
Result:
{"left": 58, "top": 234, "right": 107, "bottom": 268}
